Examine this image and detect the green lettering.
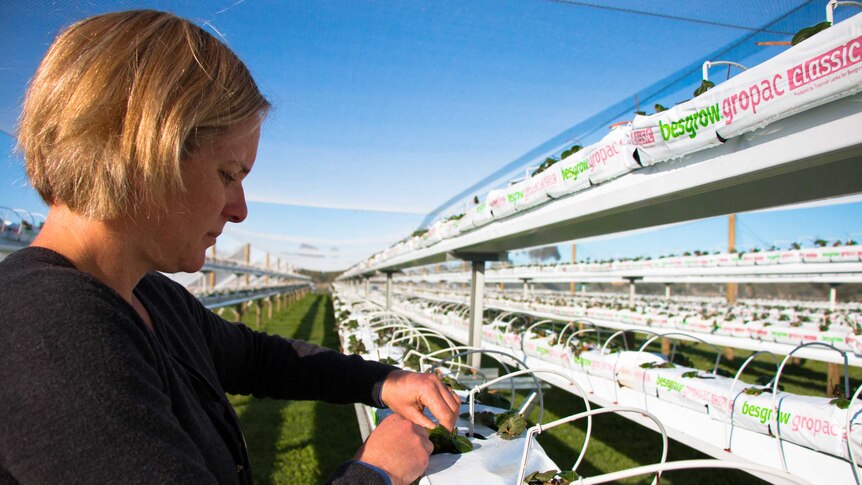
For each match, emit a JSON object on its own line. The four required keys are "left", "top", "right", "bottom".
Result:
{"left": 708, "top": 104, "right": 720, "bottom": 123}
{"left": 659, "top": 119, "right": 672, "bottom": 141}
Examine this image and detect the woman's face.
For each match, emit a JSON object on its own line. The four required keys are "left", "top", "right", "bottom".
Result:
{"left": 145, "top": 119, "right": 261, "bottom": 274}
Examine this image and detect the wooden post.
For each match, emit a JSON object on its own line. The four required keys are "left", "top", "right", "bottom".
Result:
{"left": 827, "top": 363, "right": 842, "bottom": 397}
{"left": 244, "top": 243, "right": 251, "bottom": 286}
{"left": 661, "top": 338, "right": 671, "bottom": 356}
{"left": 570, "top": 243, "right": 577, "bottom": 295}
{"left": 235, "top": 303, "right": 244, "bottom": 322}
{"left": 724, "top": 347, "right": 735, "bottom": 362}
{"left": 829, "top": 284, "right": 839, "bottom": 311}
{"left": 255, "top": 300, "right": 262, "bottom": 328}
{"left": 267, "top": 297, "right": 273, "bottom": 320}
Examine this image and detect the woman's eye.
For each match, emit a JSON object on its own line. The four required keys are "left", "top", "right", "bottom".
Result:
{"left": 220, "top": 170, "right": 237, "bottom": 184}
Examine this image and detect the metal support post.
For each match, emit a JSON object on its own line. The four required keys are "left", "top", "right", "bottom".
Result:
{"left": 365, "top": 278, "right": 370, "bottom": 299}
{"left": 665, "top": 284, "right": 671, "bottom": 300}
{"left": 468, "top": 260, "right": 486, "bottom": 370}
{"left": 830, "top": 284, "right": 840, "bottom": 311}
{"left": 521, "top": 278, "right": 530, "bottom": 299}
{"left": 386, "top": 272, "right": 393, "bottom": 311}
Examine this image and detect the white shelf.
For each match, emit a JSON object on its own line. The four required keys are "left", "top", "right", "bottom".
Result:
{"left": 361, "top": 94, "right": 862, "bottom": 274}
{"left": 388, "top": 291, "right": 862, "bottom": 367}
{"left": 375, "top": 295, "right": 861, "bottom": 485}
{"left": 391, "top": 262, "right": 862, "bottom": 285}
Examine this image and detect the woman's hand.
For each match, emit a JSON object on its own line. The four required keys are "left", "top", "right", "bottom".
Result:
{"left": 354, "top": 414, "right": 433, "bottom": 485}
{"left": 380, "top": 370, "right": 462, "bottom": 431}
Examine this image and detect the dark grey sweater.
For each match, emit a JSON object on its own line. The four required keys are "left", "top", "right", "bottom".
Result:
{"left": 0, "top": 247, "right": 394, "bottom": 484}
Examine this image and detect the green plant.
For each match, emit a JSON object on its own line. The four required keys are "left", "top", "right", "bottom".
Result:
{"left": 496, "top": 412, "right": 528, "bottom": 440}
{"left": 694, "top": 79, "right": 715, "bottom": 97}
{"left": 532, "top": 156, "right": 560, "bottom": 177}
{"left": 792, "top": 21, "right": 831, "bottom": 45}
{"left": 428, "top": 425, "right": 473, "bottom": 454}
{"left": 559, "top": 145, "right": 583, "bottom": 160}
{"left": 640, "top": 361, "right": 675, "bottom": 369}
{"left": 440, "top": 375, "right": 467, "bottom": 391}
{"left": 347, "top": 335, "right": 366, "bottom": 354}
{"left": 475, "top": 387, "right": 512, "bottom": 409}
{"left": 525, "top": 469, "right": 579, "bottom": 485}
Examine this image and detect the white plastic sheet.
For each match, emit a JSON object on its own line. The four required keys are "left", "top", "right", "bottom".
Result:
{"left": 633, "top": 13, "right": 862, "bottom": 166}
{"left": 420, "top": 433, "right": 558, "bottom": 485}
{"left": 515, "top": 167, "right": 563, "bottom": 211}
{"left": 546, "top": 153, "right": 591, "bottom": 198}
{"left": 585, "top": 123, "right": 640, "bottom": 185}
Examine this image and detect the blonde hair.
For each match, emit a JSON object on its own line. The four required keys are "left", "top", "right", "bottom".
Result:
{"left": 17, "top": 10, "right": 270, "bottom": 219}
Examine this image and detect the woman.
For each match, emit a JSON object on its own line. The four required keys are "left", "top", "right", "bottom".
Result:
{"left": 0, "top": 10, "right": 459, "bottom": 485}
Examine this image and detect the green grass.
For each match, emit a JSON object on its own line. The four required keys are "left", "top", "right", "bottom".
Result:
{"left": 227, "top": 296, "right": 852, "bottom": 484}
{"left": 228, "top": 294, "right": 361, "bottom": 484}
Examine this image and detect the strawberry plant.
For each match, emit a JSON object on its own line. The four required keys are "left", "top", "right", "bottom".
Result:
{"left": 403, "top": 353, "right": 422, "bottom": 370}
{"left": 524, "top": 469, "right": 579, "bottom": 484}
{"left": 347, "top": 335, "right": 366, "bottom": 355}
{"left": 792, "top": 21, "right": 830, "bottom": 45}
{"left": 428, "top": 425, "right": 473, "bottom": 454}
{"left": 694, "top": 79, "right": 715, "bottom": 97}
{"left": 475, "top": 388, "right": 512, "bottom": 409}
{"left": 640, "top": 361, "right": 675, "bottom": 369}
{"left": 496, "top": 412, "right": 527, "bottom": 440}
{"left": 461, "top": 410, "right": 527, "bottom": 440}
{"left": 440, "top": 375, "right": 467, "bottom": 391}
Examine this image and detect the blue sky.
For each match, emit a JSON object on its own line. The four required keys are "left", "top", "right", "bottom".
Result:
{"left": 2, "top": 1, "right": 860, "bottom": 270}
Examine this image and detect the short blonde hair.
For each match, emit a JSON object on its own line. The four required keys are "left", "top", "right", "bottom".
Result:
{"left": 17, "top": 10, "right": 270, "bottom": 219}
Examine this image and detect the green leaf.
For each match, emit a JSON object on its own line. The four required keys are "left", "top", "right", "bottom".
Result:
{"left": 558, "top": 470, "right": 580, "bottom": 483}
{"left": 428, "top": 425, "right": 473, "bottom": 454}
{"left": 693, "top": 79, "right": 715, "bottom": 97}
{"left": 640, "top": 361, "right": 675, "bottom": 369}
{"left": 654, "top": 103, "right": 668, "bottom": 113}
{"left": 440, "top": 375, "right": 467, "bottom": 391}
{"left": 525, "top": 470, "right": 558, "bottom": 484}
{"left": 463, "top": 410, "right": 497, "bottom": 429}
{"left": 830, "top": 398, "right": 850, "bottom": 410}
{"left": 524, "top": 469, "right": 579, "bottom": 485}
{"left": 494, "top": 410, "right": 517, "bottom": 429}
{"left": 497, "top": 414, "right": 527, "bottom": 440}
{"left": 452, "top": 433, "right": 473, "bottom": 453}
{"left": 792, "top": 21, "right": 831, "bottom": 46}
{"left": 475, "top": 388, "right": 511, "bottom": 409}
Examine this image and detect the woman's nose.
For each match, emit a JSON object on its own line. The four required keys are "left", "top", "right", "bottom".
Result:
{"left": 224, "top": 184, "right": 248, "bottom": 223}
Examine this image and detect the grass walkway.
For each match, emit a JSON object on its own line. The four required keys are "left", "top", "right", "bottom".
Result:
{"left": 228, "top": 294, "right": 361, "bottom": 484}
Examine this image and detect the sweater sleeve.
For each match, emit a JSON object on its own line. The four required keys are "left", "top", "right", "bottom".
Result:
{"left": 171, "top": 283, "right": 397, "bottom": 406}
{"left": 326, "top": 460, "right": 391, "bottom": 485}
{"left": 0, "top": 269, "right": 217, "bottom": 483}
